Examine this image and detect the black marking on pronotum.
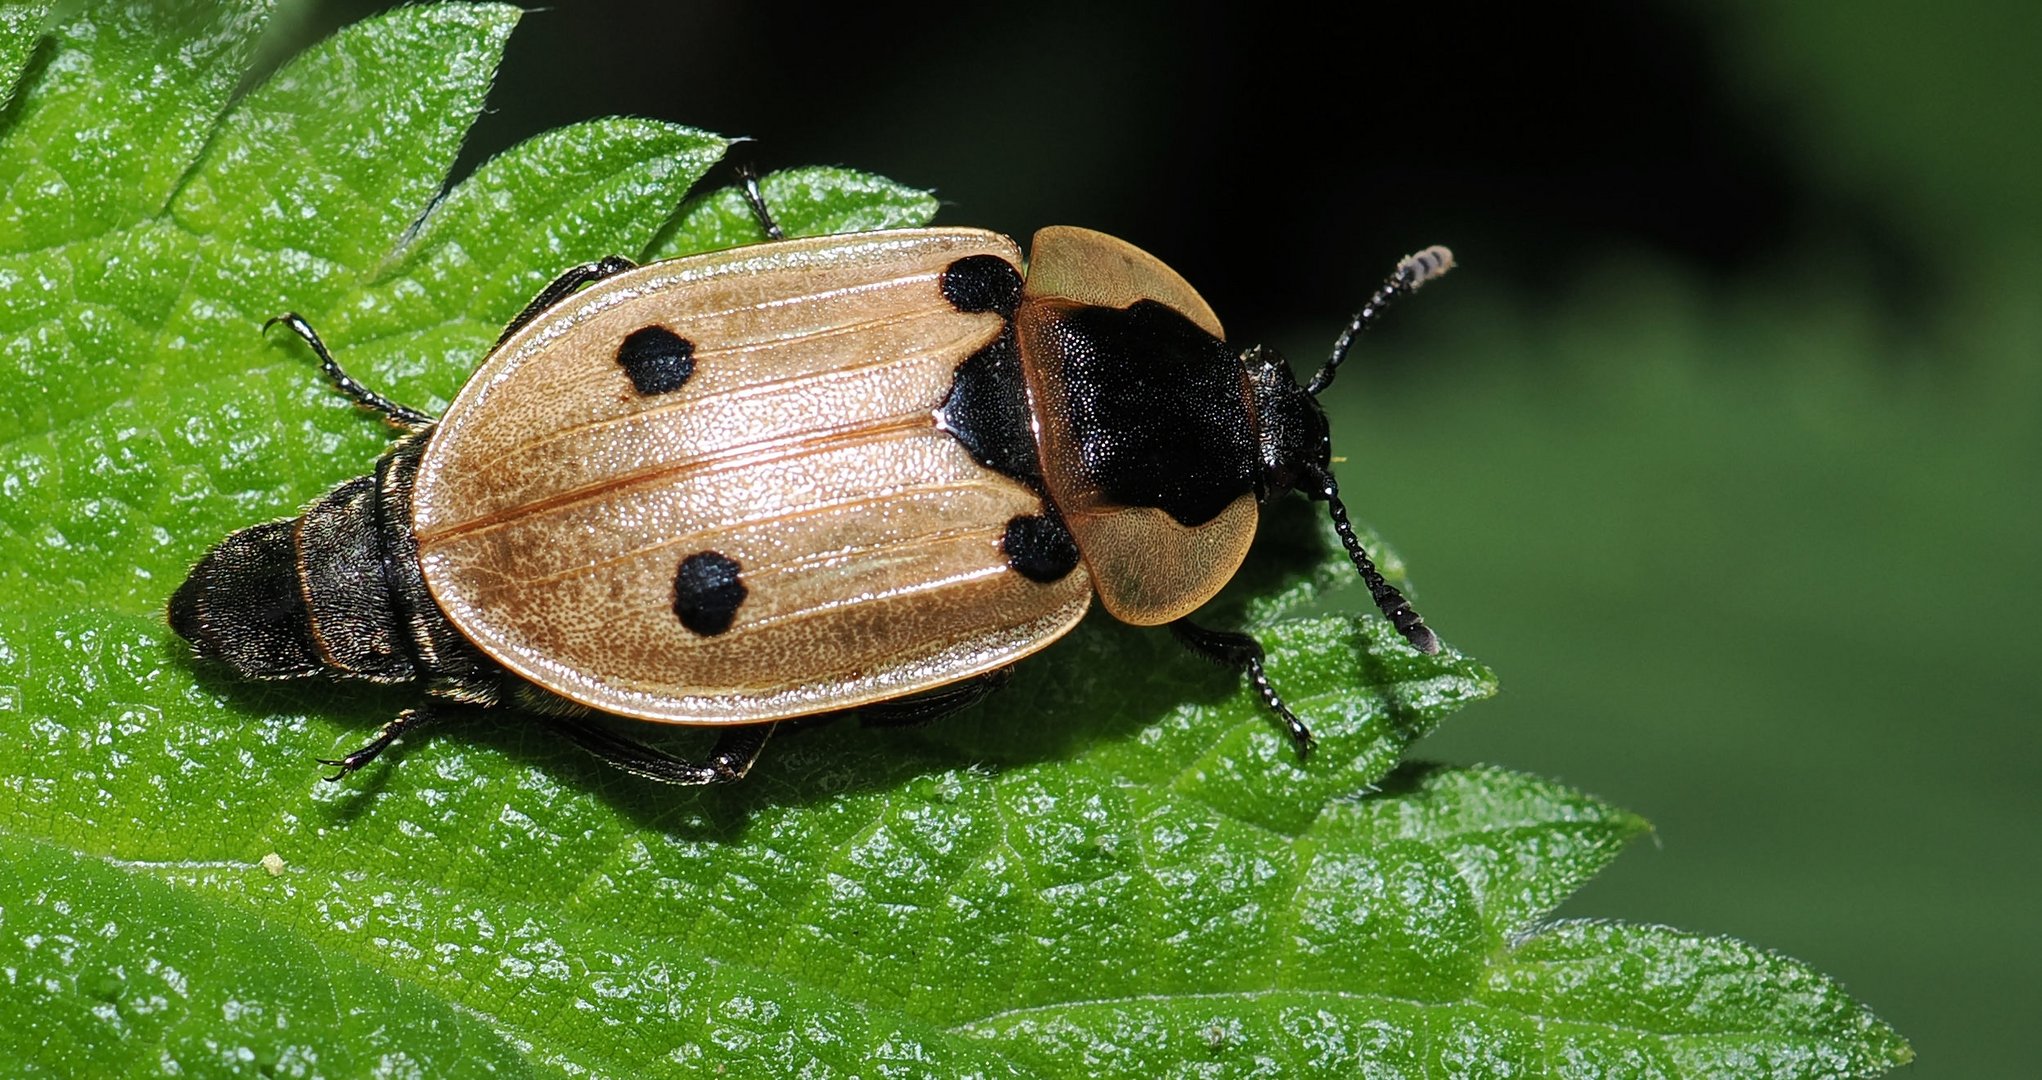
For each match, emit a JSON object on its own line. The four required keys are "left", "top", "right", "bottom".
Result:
{"left": 1001, "top": 512, "right": 1080, "bottom": 584}
{"left": 935, "top": 326, "right": 1043, "bottom": 487}
{"left": 940, "top": 254, "right": 1023, "bottom": 317}
{"left": 616, "top": 325, "right": 695, "bottom": 396}
{"left": 673, "top": 551, "right": 747, "bottom": 636}
{"left": 1039, "top": 299, "right": 1256, "bottom": 527}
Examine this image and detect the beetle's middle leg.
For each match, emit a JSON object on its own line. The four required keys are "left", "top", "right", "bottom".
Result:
{"left": 546, "top": 718, "right": 775, "bottom": 786}
{"left": 1169, "top": 619, "right": 1315, "bottom": 759}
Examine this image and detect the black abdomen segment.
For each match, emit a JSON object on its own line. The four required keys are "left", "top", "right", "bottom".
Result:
{"left": 374, "top": 434, "right": 503, "bottom": 698}
{"left": 297, "top": 475, "right": 414, "bottom": 679}
{"left": 168, "top": 475, "right": 418, "bottom": 685}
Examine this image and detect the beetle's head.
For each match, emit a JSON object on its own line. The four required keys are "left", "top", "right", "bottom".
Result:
{"left": 1245, "top": 343, "right": 1439, "bottom": 654}
{"left": 1247, "top": 345, "right": 1331, "bottom": 501}
{"left": 169, "top": 521, "right": 328, "bottom": 681}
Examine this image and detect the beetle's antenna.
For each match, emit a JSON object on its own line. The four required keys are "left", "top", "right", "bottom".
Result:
{"left": 1311, "top": 467, "right": 1441, "bottom": 654}
{"left": 264, "top": 313, "right": 434, "bottom": 430}
{"left": 1306, "top": 245, "right": 1454, "bottom": 397}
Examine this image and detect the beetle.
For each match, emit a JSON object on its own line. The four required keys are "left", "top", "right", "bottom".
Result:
{"left": 169, "top": 179, "right": 1453, "bottom": 785}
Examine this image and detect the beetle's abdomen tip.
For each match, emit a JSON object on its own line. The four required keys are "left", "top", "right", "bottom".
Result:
{"left": 169, "top": 521, "right": 326, "bottom": 680}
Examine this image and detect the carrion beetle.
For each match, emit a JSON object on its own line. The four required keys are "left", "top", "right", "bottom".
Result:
{"left": 169, "top": 180, "right": 1453, "bottom": 785}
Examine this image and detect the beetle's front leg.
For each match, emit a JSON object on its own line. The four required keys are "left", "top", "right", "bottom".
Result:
{"left": 496, "top": 255, "right": 639, "bottom": 345}
{"left": 1169, "top": 619, "right": 1314, "bottom": 759}
{"left": 735, "top": 162, "right": 785, "bottom": 240}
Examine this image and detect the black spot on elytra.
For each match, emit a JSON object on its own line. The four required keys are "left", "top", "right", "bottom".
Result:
{"left": 617, "top": 326, "right": 695, "bottom": 395}
{"left": 1002, "top": 512, "right": 1080, "bottom": 584}
{"left": 674, "top": 551, "right": 746, "bottom": 635}
{"left": 940, "top": 254, "right": 1023, "bottom": 316}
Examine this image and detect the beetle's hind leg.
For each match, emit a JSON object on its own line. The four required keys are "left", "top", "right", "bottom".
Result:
{"left": 495, "top": 255, "right": 639, "bottom": 345}
{"left": 547, "top": 718, "right": 775, "bottom": 786}
{"left": 318, "top": 705, "right": 443, "bottom": 781}
{"left": 265, "top": 313, "right": 435, "bottom": 430}
{"left": 855, "top": 667, "right": 1014, "bottom": 728}
{"left": 1170, "top": 619, "right": 1316, "bottom": 759}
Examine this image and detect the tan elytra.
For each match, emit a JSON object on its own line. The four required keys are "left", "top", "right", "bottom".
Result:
{"left": 413, "top": 230, "right": 1093, "bottom": 723}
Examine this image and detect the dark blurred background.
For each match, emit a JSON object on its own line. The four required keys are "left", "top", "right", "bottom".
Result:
{"left": 281, "top": 1, "right": 2039, "bottom": 1072}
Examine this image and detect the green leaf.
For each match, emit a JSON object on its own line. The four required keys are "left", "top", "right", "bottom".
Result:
{"left": 0, "top": 2, "right": 50, "bottom": 111}
{"left": 652, "top": 164, "right": 943, "bottom": 257}
{"left": 0, "top": 4, "right": 1910, "bottom": 1077}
